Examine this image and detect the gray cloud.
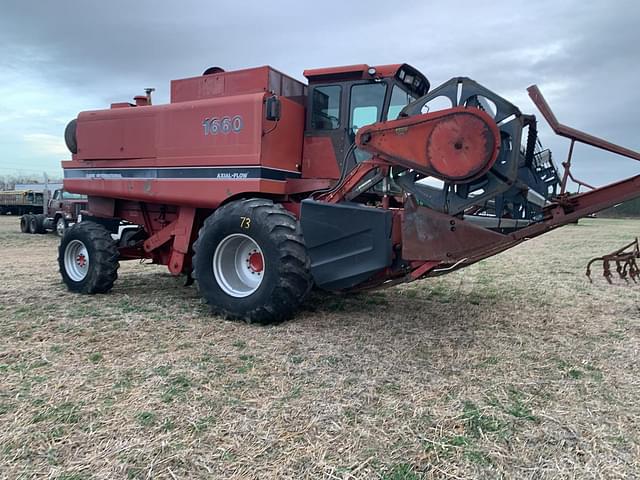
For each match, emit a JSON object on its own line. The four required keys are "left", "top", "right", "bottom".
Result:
{"left": 0, "top": 0, "right": 638, "bottom": 185}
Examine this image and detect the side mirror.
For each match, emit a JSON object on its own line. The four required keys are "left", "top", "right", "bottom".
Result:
{"left": 265, "top": 96, "right": 281, "bottom": 122}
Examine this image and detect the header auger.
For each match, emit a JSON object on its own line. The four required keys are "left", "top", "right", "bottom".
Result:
{"left": 58, "top": 63, "right": 640, "bottom": 322}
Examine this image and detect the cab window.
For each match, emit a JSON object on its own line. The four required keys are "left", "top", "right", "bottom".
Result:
{"left": 349, "top": 83, "right": 387, "bottom": 134}
{"left": 387, "top": 85, "right": 415, "bottom": 120}
{"left": 311, "top": 85, "right": 341, "bottom": 130}
{"left": 62, "top": 191, "right": 86, "bottom": 200}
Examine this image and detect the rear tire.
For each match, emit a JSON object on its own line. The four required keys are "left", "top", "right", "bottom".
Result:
{"left": 20, "top": 215, "right": 31, "bottom": 233}
{"left": 58, "top": 221, "right": 119, "bottom": 294}
{"left": 193, "top": 198, "right": 312, "bottom": 324}
{"left": 29, "top": 214, "right": 46, "bottom": 234}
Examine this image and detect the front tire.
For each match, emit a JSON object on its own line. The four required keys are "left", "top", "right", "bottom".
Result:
{"left": 193, "top": 198, "right": 312, "bottom": 324}
{"left": 58, "top": 221, "right": 119, "bottom": 294}
{"left": 56, "top": 217, "right": 67, "bottom": 237}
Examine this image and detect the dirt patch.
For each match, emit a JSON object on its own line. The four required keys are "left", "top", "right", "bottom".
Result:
{"left": 0, "top": 215, "right": 638, "bottom": 479}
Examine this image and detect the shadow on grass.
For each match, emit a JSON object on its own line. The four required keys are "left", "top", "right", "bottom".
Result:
{"left": 298, "top": 280, "right": 514, "bottom": 330}
{"left": 69, "top": 266, "right": 520, "bottom": 333}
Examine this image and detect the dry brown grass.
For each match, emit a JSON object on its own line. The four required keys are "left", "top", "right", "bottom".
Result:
{"left": 0, "top": 215, "right": 639, "bottom": 479}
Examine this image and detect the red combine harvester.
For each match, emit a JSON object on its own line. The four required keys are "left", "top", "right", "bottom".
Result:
{"left": 59, "top": 64, "right": 640, "bottom": 322}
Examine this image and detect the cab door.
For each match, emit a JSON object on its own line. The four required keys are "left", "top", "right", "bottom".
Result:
{"left": 303, "top": 81, "right": 390, "bottom": 179}
{"left": 52, "top": 190, "right": 63, "bottom": 210}
{"left": 347, "top": 82, "right": 388, "bottom": 163}
{"left": 302, "top": 84, "right": 346, "bottom": 179}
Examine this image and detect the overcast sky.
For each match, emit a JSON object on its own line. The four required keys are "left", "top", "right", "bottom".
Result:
{"left": 0, "top": 0, "right": 638, "bottom": 186}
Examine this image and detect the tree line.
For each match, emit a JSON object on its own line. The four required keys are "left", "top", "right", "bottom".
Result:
{"left": 598, "top": 198, "right": 640, "bottom": 218}
{"left": 0, "top": 175, "right": 52, "bottom": 191}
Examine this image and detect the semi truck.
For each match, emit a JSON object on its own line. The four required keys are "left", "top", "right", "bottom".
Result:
{"left": 20, "top": 188, "right": 87, "bottom": 236}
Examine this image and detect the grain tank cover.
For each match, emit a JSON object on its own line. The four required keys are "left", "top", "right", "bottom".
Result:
{"left": 170, "top": 66, "right": 307, "bottom": 104}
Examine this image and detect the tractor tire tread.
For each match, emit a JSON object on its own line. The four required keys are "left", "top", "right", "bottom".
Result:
{"left": 58, "top": 221, "right": 119, "bottom": 294}
{"left": 20, "top": 215, "right": 30, "bottom": 233}
{"left": 193, "top": 198, "right": 312, "bottom": 324}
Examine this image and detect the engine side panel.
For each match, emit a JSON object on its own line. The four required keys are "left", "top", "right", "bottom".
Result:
{"left": 66, "top": 92, "right": 305, "bottom": 206}
{"left": 76, "top": 92, "right": 271, "bottom": 165}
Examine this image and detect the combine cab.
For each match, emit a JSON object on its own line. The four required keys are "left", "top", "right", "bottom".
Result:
{"left": 58, "top": 63, "right": 640, "bottom": 322}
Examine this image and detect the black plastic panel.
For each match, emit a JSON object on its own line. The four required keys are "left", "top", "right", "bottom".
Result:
{"left": 300, "top": 200, "right": 393, "bottom": 290}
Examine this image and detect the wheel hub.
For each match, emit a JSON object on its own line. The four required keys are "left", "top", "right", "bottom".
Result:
{"left": 247, "top": 250, "right": 264, "bottom": 273}
{"left": 57, "top": 219, "right": 66, "bottom": 236}
{"left": 76, "top": 253, "right": 87, "bottom": 268}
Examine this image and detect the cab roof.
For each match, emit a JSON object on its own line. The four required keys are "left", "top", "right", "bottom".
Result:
{"left": 303, "top": 63, "right": 430, "bottom": 97}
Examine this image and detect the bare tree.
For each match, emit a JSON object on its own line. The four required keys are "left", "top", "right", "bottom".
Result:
{"left": 0, "top": 175, "right": 44, "bottom": 191}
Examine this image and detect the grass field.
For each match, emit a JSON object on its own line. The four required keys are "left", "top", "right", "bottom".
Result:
{"left": 0, "top": 215, "right": 639, "bottom": 479}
